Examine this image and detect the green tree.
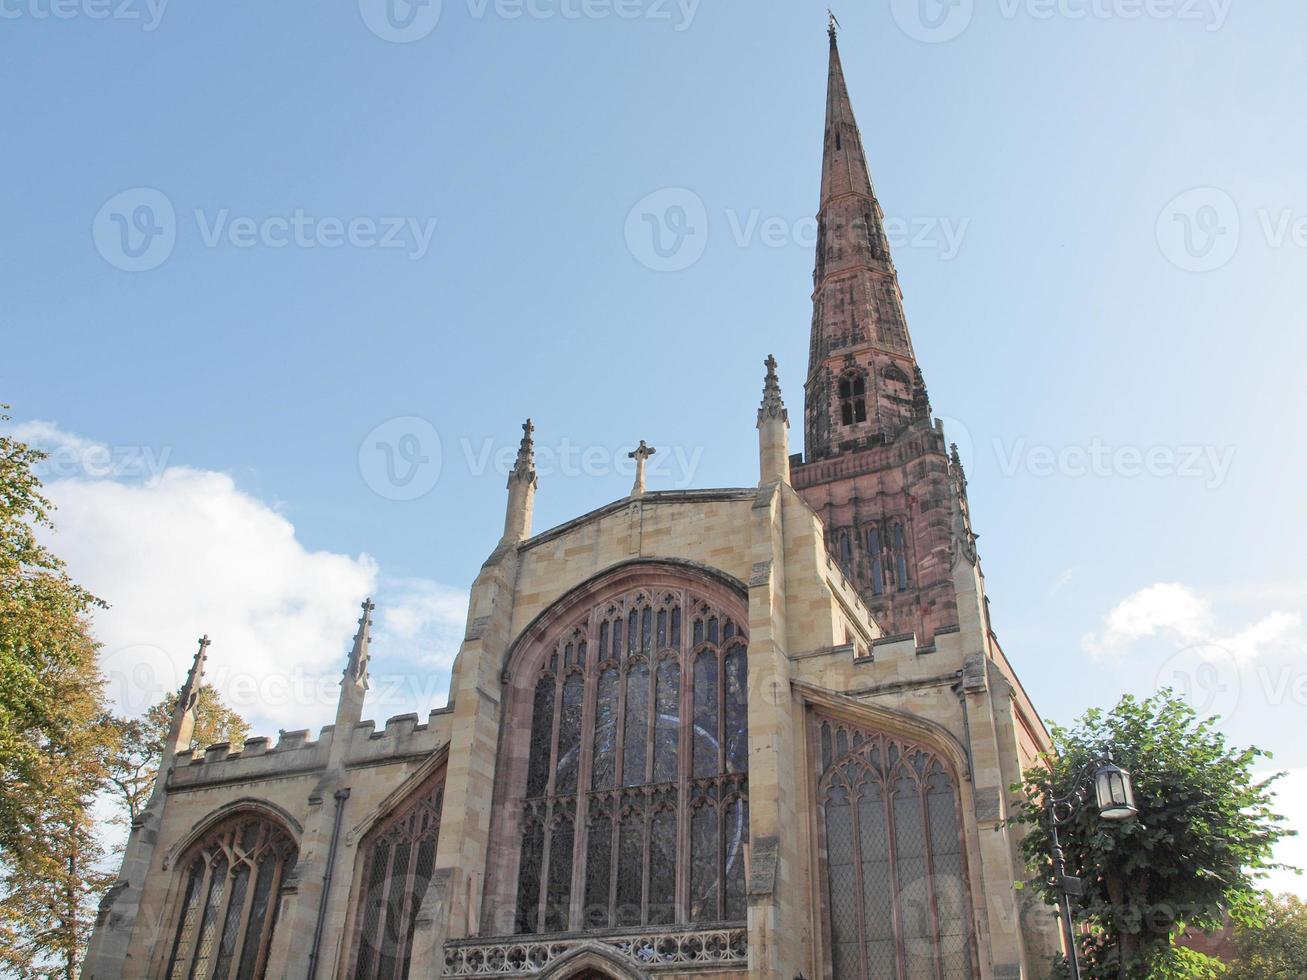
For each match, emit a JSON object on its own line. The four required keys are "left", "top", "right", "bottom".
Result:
{"left": 1227, "top": 893, "right": 1307, "bottom": 979}
{"left": 0, "top": 410, "right": 107, "bottom": 857}
{"left": 108, "top": 685, "right": 250, "bottom": 826}
{"left": 0, "top": 410, "right": 117, "bottom": 976}
{"left": 1011, "top": 691, "right": 1293, "bottom": 979}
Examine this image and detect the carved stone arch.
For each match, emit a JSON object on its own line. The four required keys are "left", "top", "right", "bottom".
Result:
{"left": 161, "top": 797, "right": 302, "bottom": 870}
{"left": 536, "top": 942, "right": 648, "bottom": 979}
{"left": 794, "top": 680, "right": 971, "bottom": 781}
{"left": 500, "top": 558, "right": 748, "bottom": 678}
{"left": 345, "top": 742, "right": 449, "bottom": 847}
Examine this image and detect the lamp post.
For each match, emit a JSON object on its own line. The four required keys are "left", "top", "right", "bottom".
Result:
{"left": 1045, "top": 756, "right": 1138, "bottom": 980}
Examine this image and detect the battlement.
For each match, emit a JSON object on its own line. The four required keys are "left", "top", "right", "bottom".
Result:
{"left": 169, "top": 706, "right": 454, "bottom": 791}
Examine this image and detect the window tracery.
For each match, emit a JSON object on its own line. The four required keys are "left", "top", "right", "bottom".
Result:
{"left": 512, "top": 586, "right": 749, "bottom": 935}
{"left": 817, "top": 719, "right": 974, "bottom": 980}
{"left": 349, "top": 771, "right": 445, "bottom": 980}
{"left": 163, "top": 814, "right": 298, "bottom": 980}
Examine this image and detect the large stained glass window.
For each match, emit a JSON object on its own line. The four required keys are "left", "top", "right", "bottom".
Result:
{"left": 349, "top": 771, "right": 445, "bottom": 980}
{"left": 514, "top": 587, "right": 749, "bottom": 934}
{"left": 164, "top": 814, "right": 298, "bottom": 980}
{"left": 817, "top": 720, "right": 974, "bottom": 980}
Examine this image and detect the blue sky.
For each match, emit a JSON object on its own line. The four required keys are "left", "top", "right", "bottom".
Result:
{"left": 2, "top": 0, "right": 1304, "bottom": 888}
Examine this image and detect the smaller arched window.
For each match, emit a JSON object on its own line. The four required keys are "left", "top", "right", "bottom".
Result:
{"left": 163, "top": 814, "right": 298, "bottom": 980}
{"left": 838, "top": 374, "right": 868, "bottom": 426}
{"left": 866, "top": 526, "right": 885, "bottom": 596}
{"left": 892, "top": 523, "right": 910, "bottom": 592}
{"left": 349, "top": 771, "right": 445, "bottom": 980}
{"left": 838, "top": 531, "right": 853, "bottom": 577}
{"left": 817, "top": 720, "right": 975, "bottom": 980}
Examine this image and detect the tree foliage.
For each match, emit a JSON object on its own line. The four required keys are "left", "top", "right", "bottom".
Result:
{"left": 1011, "top": 691, "right": 1293, "bottom": 979}
{"left": 1227, "top": 893, "right": 1307, "bottom": 979}
{"left": 108, "top": 685, "right": 250, "bottom": 825}
{"left": 0, "top": 410, "right": 107, "bottom": 857}
{"left": 0, "top": 412, "right": 120, "bottom": 977}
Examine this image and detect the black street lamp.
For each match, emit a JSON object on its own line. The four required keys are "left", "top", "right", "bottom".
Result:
{"left": 1045, "top": 756, "right": 1139, "bottom": 980}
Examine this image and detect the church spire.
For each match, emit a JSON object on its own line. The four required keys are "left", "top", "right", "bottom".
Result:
{"left": 805, "top": 25, "right": 922, "bottom": 460}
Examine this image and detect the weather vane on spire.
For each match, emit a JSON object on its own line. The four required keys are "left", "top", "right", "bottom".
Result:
{"left": 828, "top": 9, "right": 841, "bottom": 39}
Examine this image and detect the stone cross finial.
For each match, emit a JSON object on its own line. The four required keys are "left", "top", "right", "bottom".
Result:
{"left": 758, "top": 354, "right": 788, "bottom": 425}
{"left": 628, "top": 440, "right": 657, "bottom": 498}
{"left": 509, "top": 418, "right": 538, "bottom": 488}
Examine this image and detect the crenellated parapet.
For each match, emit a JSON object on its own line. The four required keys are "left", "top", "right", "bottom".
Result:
{"left": 167, "top": 707, "right": 454, "bottom": 792}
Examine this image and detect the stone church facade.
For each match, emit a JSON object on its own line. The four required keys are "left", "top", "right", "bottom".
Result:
{"left": 85, "top": 25, "right": 1059, "bottom": 980}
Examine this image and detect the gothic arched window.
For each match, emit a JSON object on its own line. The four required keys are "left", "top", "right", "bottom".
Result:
{"left": 817, "top": 720, "right": 975, "bottom": 980}
{"left": 839, "top": 374, "right": 868, "bottom": 426}
{"left": 508, "top": 584, "right": 749, "bottom": 935}
{"left": 348, "top": 770, "right": 445, "bottom": 980}
{"left": 163, "top": 814, "right": 298, "bottom": 980}
{"left": 866, "top": 526, "right": 885, "bottom": 596}
{"left": 892, "top": 522, "right": 910, "bottom": 592}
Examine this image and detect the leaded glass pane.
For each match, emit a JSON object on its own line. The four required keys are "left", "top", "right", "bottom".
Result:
{"left": 544, "top": 817, "right": 574, "bottom": 933}
{"left": 724, "top": 645, "right": 748, "bottom": 774}
{"left": 188, "top": 854, "right": 228, "bottom": 980}
{"left": 653, "top": 658, "right": 679, "bottom": 783}
{"left": 167, "top": 860, "right": 205, "bottom": 980}
{"left": 657, "top": 608, "right": 667, "bottom": 649}
{"left": 894, "top": 774, "right": 933, "bottom": 980}
{"left": 555, "top": 673, "right": 584, "bottom": 795}
{"left": 591, "top": 668, "right": 618, "bottom": 790}
{"left": 356, "top": 840, "right": 390, "bottom": 978}
{"left": 928, "top": 774, "right": 971, "bottom": 980}
{"left": 859, "top": 781, "right": 896, "bottom": 979}
{"left": 689, "top": 804, "right": 719, "bottom": 922}
{"left": 615, "top": 816, "right": 643, "bottom": 926}
{"left": 212, "top": 862, "right": 251, "bottom": 979}
{"left": 693, "top": 649, "right": 719, "bottom": 777}
{"left": 515, "top": 815, "right": 544, "bottom": 934}
{"left": 236, "top": 852, "right": 279, "bottom": 980}
{"left": 378, "top": 834, "right": 412, "bottom": 980}
{"left": 622, "top": 663, "right": 649, "bottom": 787}
{"left": 526, "top": 677, "right": 555, "bottom": 799}
{"left": 628, "top": 610, "right": 638, "bottom": 655}
{"left": 723, "top": 797, "right": 748, "bottom": 922}
{"left": 583, "top": 814, "right": 613, "bottom": 929}
{"left": 670, "top": 606, "right": 680, "bottom": 647}
{"left": 821, "top": 722, "right": 833, "bottom": 774}
{"left": 641, "top": 608, "right": 652, "bottom": 652}
{"left": 612, "top": 618, "right": 623, "bottom": 659}
{"left": 648, "top": 809, "right": 677, "bottom": 925}
{"left": 826, "top": 786, "right": 860, "bottom": 978}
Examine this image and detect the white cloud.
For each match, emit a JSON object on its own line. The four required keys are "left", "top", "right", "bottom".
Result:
{"left": 1082, "top": 582, "right": 1302, "bottom": 665}
{"left": 15, "top": 421, "right": 468, "bottom": 738}
{"left": 1256, "top": 768, "right": 1307, "bottom": 899}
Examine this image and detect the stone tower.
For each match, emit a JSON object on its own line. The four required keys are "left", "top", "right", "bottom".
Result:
{"left": 793, "top": 23, "right": 962, "bottom": 644}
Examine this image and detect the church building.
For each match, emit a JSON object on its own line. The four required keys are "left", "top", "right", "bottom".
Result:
{"left": 85, "top": 24, "right": 1059, "bottom": 980}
